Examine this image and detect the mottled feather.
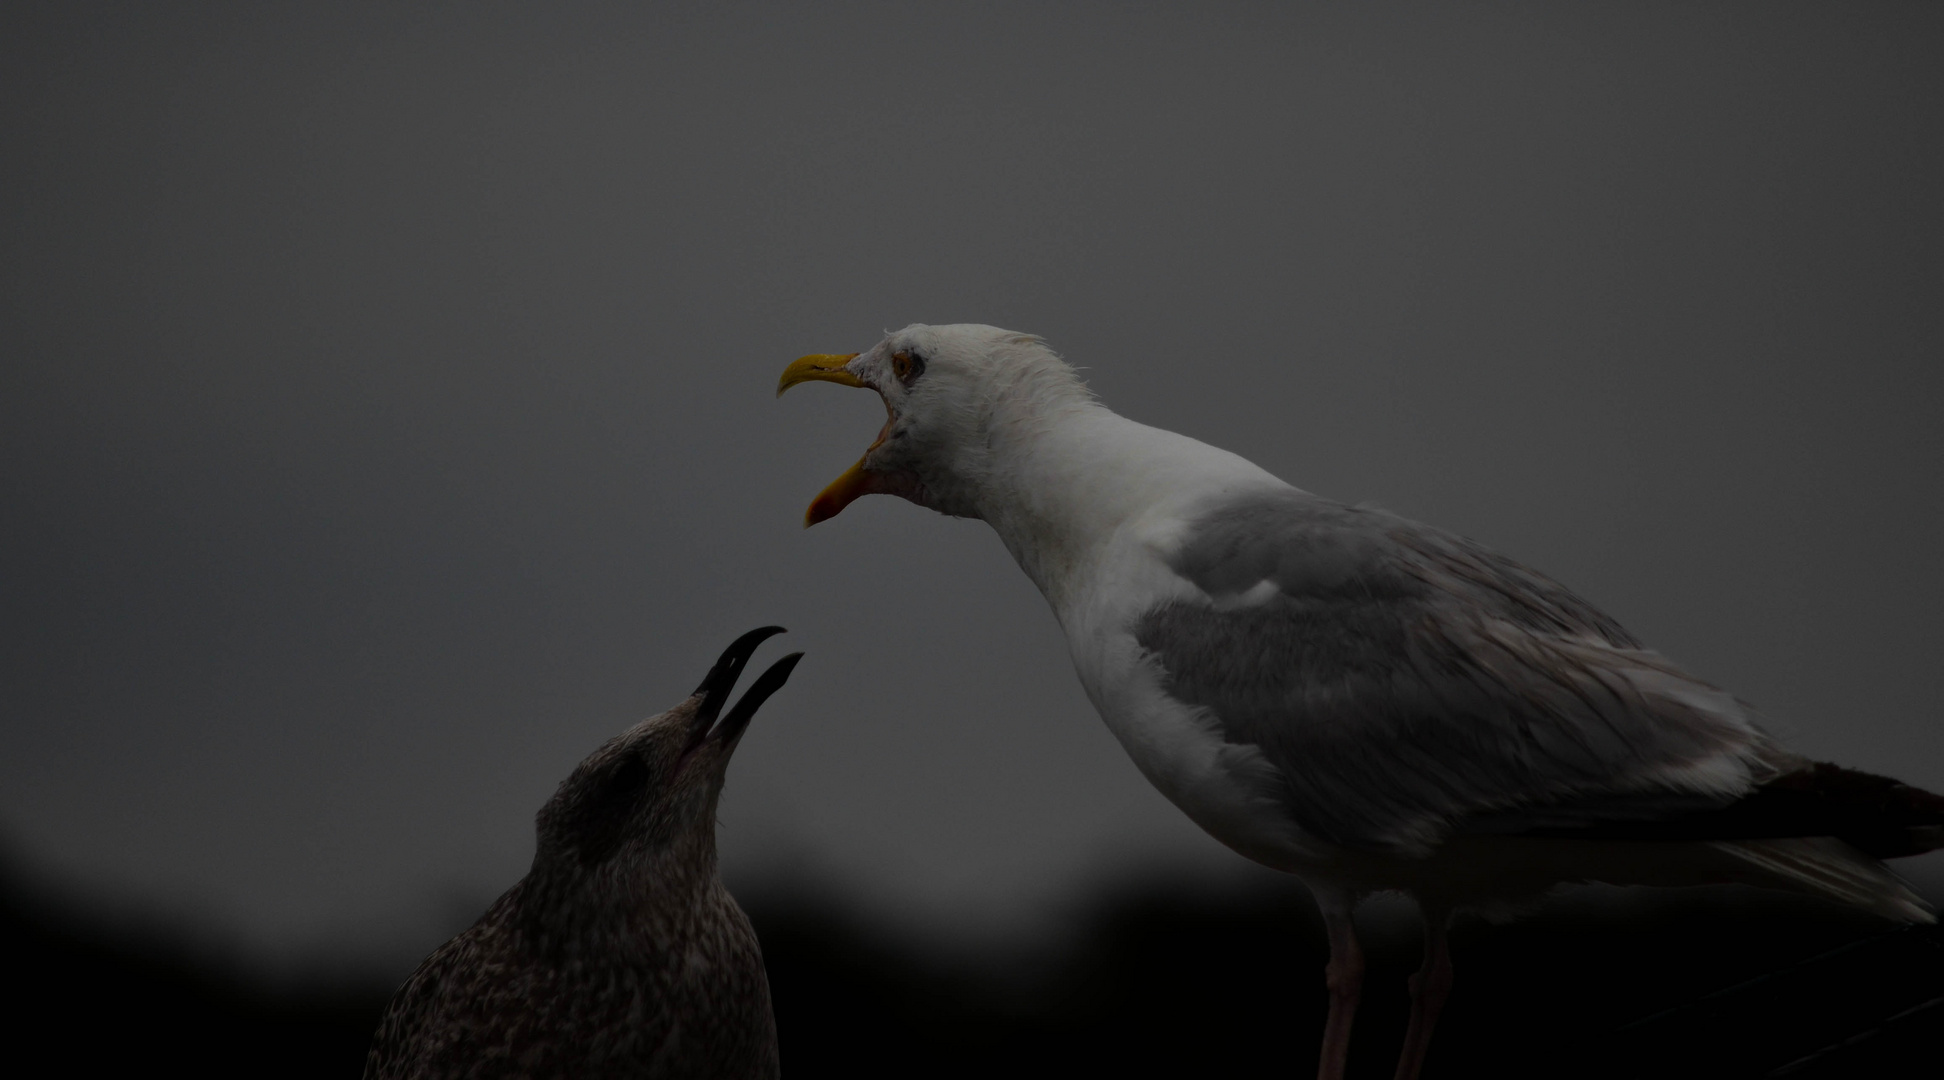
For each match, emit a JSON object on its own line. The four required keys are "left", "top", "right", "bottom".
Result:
{"left": 364, "top": 631, "right": 797, "bottom": 1080}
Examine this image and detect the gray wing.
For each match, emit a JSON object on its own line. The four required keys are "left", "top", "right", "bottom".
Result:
{"left": 1136, "top": 489, "right": 1783, "bottom": 856}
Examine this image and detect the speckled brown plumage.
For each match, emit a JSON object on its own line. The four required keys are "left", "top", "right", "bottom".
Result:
{"left": 364, "top": 628, "right": 801, "bottom": 1080}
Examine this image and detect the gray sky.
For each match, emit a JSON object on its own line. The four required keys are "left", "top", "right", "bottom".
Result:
{"left": 4, "top": 2, "right": 1940, "bottom": 973}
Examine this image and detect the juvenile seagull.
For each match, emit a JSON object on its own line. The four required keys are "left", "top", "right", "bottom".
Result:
{"left": 778, "top": 325, "right": 1944, "bottom": 1080}
{"left": 364, "top": 627, "right": 802, "bottom": 1080}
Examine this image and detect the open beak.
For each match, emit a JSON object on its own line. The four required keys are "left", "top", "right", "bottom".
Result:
{"left": 777, "top": 352, "right": 898, "bottom": 527}
{"left": 685, "top": 627, "right": 803, "bottom": 763}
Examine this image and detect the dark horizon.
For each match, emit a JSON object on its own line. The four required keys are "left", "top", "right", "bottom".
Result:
{"left": 8, "top": 843, "right": 1939, "bottom": 1077}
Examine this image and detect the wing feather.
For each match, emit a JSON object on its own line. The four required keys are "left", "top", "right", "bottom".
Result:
{"left": 1136, "top": 490, "right": 1782, "bottom": 855}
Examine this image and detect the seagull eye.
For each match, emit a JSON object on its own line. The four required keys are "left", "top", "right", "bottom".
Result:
{"left": 891, "top": 350, "right": 925, "bottom": 386}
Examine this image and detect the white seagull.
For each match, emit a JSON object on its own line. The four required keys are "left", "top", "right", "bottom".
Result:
{"left": 777, "top": 324, "right": 1944, "bottom": 1080}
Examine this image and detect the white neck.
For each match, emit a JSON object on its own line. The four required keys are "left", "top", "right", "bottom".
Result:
{"left": 968, "top": 404, "right": 1286, "bottom": 612}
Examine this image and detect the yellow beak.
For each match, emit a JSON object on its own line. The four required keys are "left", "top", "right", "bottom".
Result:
{"left": 777, "top": 352, "right": 889, "bottom": 527}
{"left": 804, "top": 457, "right": 876, "bottom": 528}
{"left": 776, "top": 353, "right": 864, "bottom": 396}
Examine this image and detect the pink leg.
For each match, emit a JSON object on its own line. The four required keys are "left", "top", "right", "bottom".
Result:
{"left": 1392, "top": 904, "right": 1453, "bottom": 1080}
{"left": 1316, "top": 894, "right": 1364, "bottom": 1080}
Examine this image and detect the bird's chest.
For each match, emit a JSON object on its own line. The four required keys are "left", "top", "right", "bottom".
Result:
{"left": 1064, "top": 602, "right": 1329, "bottom": 870}
{"left": 506, "top": 914, "right": 775, "bottom": 1077}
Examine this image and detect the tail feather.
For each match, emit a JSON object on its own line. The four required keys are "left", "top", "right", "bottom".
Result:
{"left": 1713, "top": 836, "right": 1934, "bottom": 924}
{"left": 1509, "top": 762, "right": 1944, "bottom": 858}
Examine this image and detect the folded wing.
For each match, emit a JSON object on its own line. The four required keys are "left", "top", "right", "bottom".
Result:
{"left": 1137, "top": 490, "right": 1799, "bottom": 855}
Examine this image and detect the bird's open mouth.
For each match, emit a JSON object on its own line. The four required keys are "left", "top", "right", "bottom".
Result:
{"left": 680, "top": 626, "right": 802, "bottom": 770}
{"left": 776, "top": 353, "right": 924, "bottom": 526}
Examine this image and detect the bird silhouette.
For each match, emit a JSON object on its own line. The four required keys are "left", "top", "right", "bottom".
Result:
{"left": 364, "top": 627, "right": 802, "bottom": 1080}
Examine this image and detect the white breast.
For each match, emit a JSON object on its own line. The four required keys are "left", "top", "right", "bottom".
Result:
{"left": 1055, "top": 507, "right": 1335, "bottom": 872}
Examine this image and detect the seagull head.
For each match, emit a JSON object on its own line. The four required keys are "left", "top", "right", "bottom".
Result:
{"left": 531, "top": 627, "right": 801, "bottom": 875}
{"left": 777, "top": 323, "right": 1093, "bottom": 526}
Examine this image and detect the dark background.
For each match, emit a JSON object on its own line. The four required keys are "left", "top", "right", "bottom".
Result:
{"left": 3, "top": 2, "right": 1940, "bottom": 1074}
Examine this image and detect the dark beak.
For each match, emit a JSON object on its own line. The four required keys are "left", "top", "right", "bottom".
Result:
{"left": 711, "top": 652, "right": 803, "bottom": 747}
{"left": 686, "top": 627, "right": 803, "bottom": 751}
